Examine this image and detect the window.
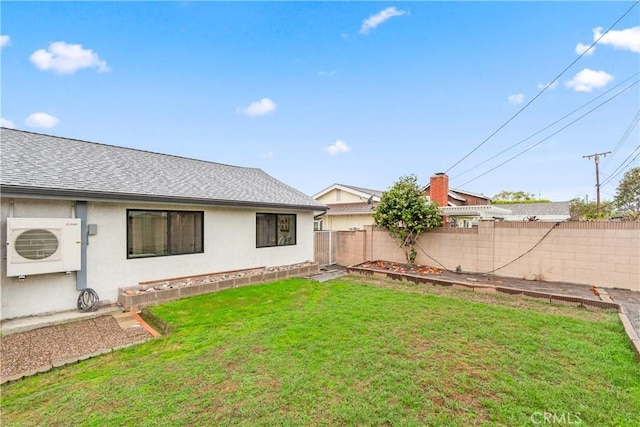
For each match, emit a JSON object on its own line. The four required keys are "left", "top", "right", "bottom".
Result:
{"left": 127, "top": 210, "right": 203, "bottom": 258}
{"left": 256, "top": 213, "right": 296, "bottom": 248}
{"left": 314, "top": 219, "right": 323, "bottom": 231}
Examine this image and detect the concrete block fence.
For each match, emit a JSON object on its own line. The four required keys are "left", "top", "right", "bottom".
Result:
{"left": 336, "top": 221, "right": 640, "bottom": 292}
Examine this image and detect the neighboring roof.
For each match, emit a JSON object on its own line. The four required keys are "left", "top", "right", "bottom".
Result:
{"left": 496, "top": 201, "right": 571, "bottom": 216}
{"left": 313, "top": 183, "right": 382, "bottom": 200}
{"left": 447, "top": 190, "right": 467, "bottom": 202}
{"left": 0, "top": 128, "right": 326, "bottom": 211}
{"left": 423, "top": 183, "right": 491, "bottom": 201}
{"left": 324, "top": 202, "right": 378, "bottom": 215}
{"left": 338, "top": 184, "right": 383, "bottom": 198}
{"left": 440, "top": 205, "right": 512, "bottom": 218}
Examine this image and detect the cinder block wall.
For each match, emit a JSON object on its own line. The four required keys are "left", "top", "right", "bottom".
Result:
{"left": 338, "top": 221, "right": 640, "bottom": 292}
{"left": 335, "top": 230, "right": 367, "bottom": 267}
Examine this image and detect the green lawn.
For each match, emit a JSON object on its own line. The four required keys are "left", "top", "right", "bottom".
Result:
{"left": 2, "top": 276, "right": 639, "bottom": 426}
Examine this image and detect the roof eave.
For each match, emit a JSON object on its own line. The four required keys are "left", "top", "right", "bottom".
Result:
{"left": 0, "top": 185, "right": 328, "bottom": 212}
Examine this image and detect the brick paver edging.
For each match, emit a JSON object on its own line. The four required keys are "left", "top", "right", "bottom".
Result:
{"left": 118, "top": 262, "right": 319, "bottom": 311}
{"left": 347, "top": 264, "right": 640, "bottom": 361}
{"left": 0, "top": 342, "right": 143, "bottom": 385}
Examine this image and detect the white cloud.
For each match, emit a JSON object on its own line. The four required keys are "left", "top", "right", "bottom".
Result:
{"left": 1, "top": 117, "right": 15, "bottom": 128}
{"left": 593, "top": 26, "right": 640, "bottom": 53}
{"left": 24, "top": 112, "right": 60, "bottom": 128}
{"left": 537, "top": 81, "right": 559, "bottom": 90}
{"left": 324, "top": 139, "right": 351, "bottom": 155}
{"left": 0, "top": 35, "right": 10, "bottom": 49}
{"left": 237, "top": 98, "right": 277, "bottom": 117}
{"left": 575, "top": 42, "right": 595, "bottom": 56}
{"left": 318, "top": 70, "right": 337, "bottom": 77}
{"left": 30, "top": 41, "right": 109, "bottom": 74}
{"left": 565, "top": 68, "right": 614, "bottom": 92}
{"left": 507, "top": 93, "right": 524, "bottom": 105}
{"left": 360, "top": 7, "right": 407, "bottom": 35}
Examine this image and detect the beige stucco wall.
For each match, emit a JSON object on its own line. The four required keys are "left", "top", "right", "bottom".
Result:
{"left": 341, "top": 221, "right": 640, "bottom": 292}
{"left": 324, "top": 214, "right": 375, "bottom": 231}
{"left": 1, "top": 198, "right": 315, "bottom": 319}
{"left": 316, "top": 188, "right": 366, "bottom": 204}
{"left": 335, "top": 230, "right": 367, "bottom": 267}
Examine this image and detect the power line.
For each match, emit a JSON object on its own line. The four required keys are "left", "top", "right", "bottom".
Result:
{"left": 610, "top": 109, "right": 640, "bottom": 155}
{"left": 599, "top": 109, "right": 640, "bottom": 187}
{"left": 444, "top": 0, "right": 640, "bottom": 174}
{"left": 452, "top": 73, "right": 640, "bottom": 181}
{"left": 601, "top": 144, "right": 640, "bottom": 187}
{"left": 455, "top": 79, "right": 639, "bottom": 188}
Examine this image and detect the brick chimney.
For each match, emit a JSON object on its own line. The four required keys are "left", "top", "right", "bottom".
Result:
{"left": 430, "top": 173, "right": 449, "bottom": 207}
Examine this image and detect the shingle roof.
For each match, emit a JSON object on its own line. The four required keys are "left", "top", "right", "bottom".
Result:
{"left": 497, "top": 201, "right": 571, "bottom": 216}
{"left": 423, "top": 183, "right": 491, "bottom": 201}
{"left": 324, "top": 202, "right": 378, "bottom": 215}
{"left": 337, "top": 184, "right": 383, "bottom": 198}
{"left": 0, "top": 128, "right": 326, "bottom": 211}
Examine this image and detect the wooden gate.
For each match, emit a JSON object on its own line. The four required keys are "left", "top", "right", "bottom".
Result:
{"left": 314, "top": 231, "right": 337, "bottom": 267}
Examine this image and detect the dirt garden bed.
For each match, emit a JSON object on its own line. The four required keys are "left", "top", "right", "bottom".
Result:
{"left": 347, "top": 260, "right": 620, "bottom": 310}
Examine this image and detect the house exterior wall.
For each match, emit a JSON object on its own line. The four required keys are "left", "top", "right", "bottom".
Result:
{"left": 1, "top": 199, "right": 80, "bottom": 319}
{"left": 340, "top": 222, "right": 640, "bottom": 291}
{"left": 1, "top": 198, "right": 315, "bottom": 319}
{"left": 325, "top": 214, "right": 375, "bottom": 231}
{"left": 456, "top": 194, "right": 491, "bottom": 206}
{"left": 316, "top": 189, "right": 365, "bottom": 204}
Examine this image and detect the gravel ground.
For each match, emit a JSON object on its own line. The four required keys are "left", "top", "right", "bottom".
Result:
{"left": 1, "top": 315, "right": 151, "bottom": 382}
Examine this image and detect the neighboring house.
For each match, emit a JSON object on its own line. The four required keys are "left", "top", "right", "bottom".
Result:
{"left": 0, "top": 128, "right": 327, "bottom": 319}
{"left": 423, "top": 173, "right": 492, "bottom": 207}
{"left": 497, "top": 201, "right": 571, "bottom": 222}
{"left": 313, "top": 184, "right": 382, "bottom": 230}
{"left": 426, "top": 173, "right": 508, "bottom": 227}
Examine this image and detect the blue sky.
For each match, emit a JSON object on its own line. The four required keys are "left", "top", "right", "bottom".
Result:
{"left": 2, "top": 1, "right": 639, "bottom": 201}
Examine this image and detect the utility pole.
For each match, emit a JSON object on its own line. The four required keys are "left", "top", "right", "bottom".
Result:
{"left": 583, "top": 151, "right": 611, "bottom": 215}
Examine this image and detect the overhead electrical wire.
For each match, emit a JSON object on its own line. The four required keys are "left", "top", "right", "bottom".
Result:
{"left": 451, "top": 73, "right": 640, "bottom": 181}
{"left": 601, "top": 143, "right": 640, "bottom": 187}
{"left": 444, "top": 0, "right": 640, "bottom": 175}
{"left": 455, "top": 79, "right": 639, "bottom": 188}
{"left": 610, "top": 109, "right": 640, "bottom": 156}
{"left": 599, "top": 109, "right": 640, "bottom": 187}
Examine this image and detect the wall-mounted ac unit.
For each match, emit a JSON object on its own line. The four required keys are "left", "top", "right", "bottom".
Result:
{"left": 6, "top": 218, "right": 82, "bottom": 277}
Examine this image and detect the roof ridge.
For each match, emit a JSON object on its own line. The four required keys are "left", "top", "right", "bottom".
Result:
{"left": 337, "top": 183, "right": 383, "bottom": 193}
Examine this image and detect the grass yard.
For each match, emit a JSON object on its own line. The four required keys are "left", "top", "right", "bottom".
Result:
{"left": 2, "top": 276, "right": 639, "bottom": 426}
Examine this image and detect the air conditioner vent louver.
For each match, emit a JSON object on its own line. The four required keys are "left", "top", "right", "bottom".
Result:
{"left": 6, "top": 218, "right": 81, "bottom": 277}
{"left": 14, "top": 229, "right": 60, "bottom": 260}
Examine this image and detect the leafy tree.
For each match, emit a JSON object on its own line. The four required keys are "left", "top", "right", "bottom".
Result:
{"left": 373, "top": 175, "right": 442, "bottom": 264}
{"left": 613, "top": 167, "right": 640, "bottom": 220}
{"left": 492, "top": 190, "right": 550, "bottom": 203}
{"left": 569, "top": 198, "right": 616, "bottom": 220}
{"left": 493, "top": 190, "right": 534, "bottom": 202}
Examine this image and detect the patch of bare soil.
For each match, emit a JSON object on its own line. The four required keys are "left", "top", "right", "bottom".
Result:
{"left": 358, "top": 260, "right": 444, "bottom": 276}
{"left": 339, "top": 274, "right": 614, "bottom": 323}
